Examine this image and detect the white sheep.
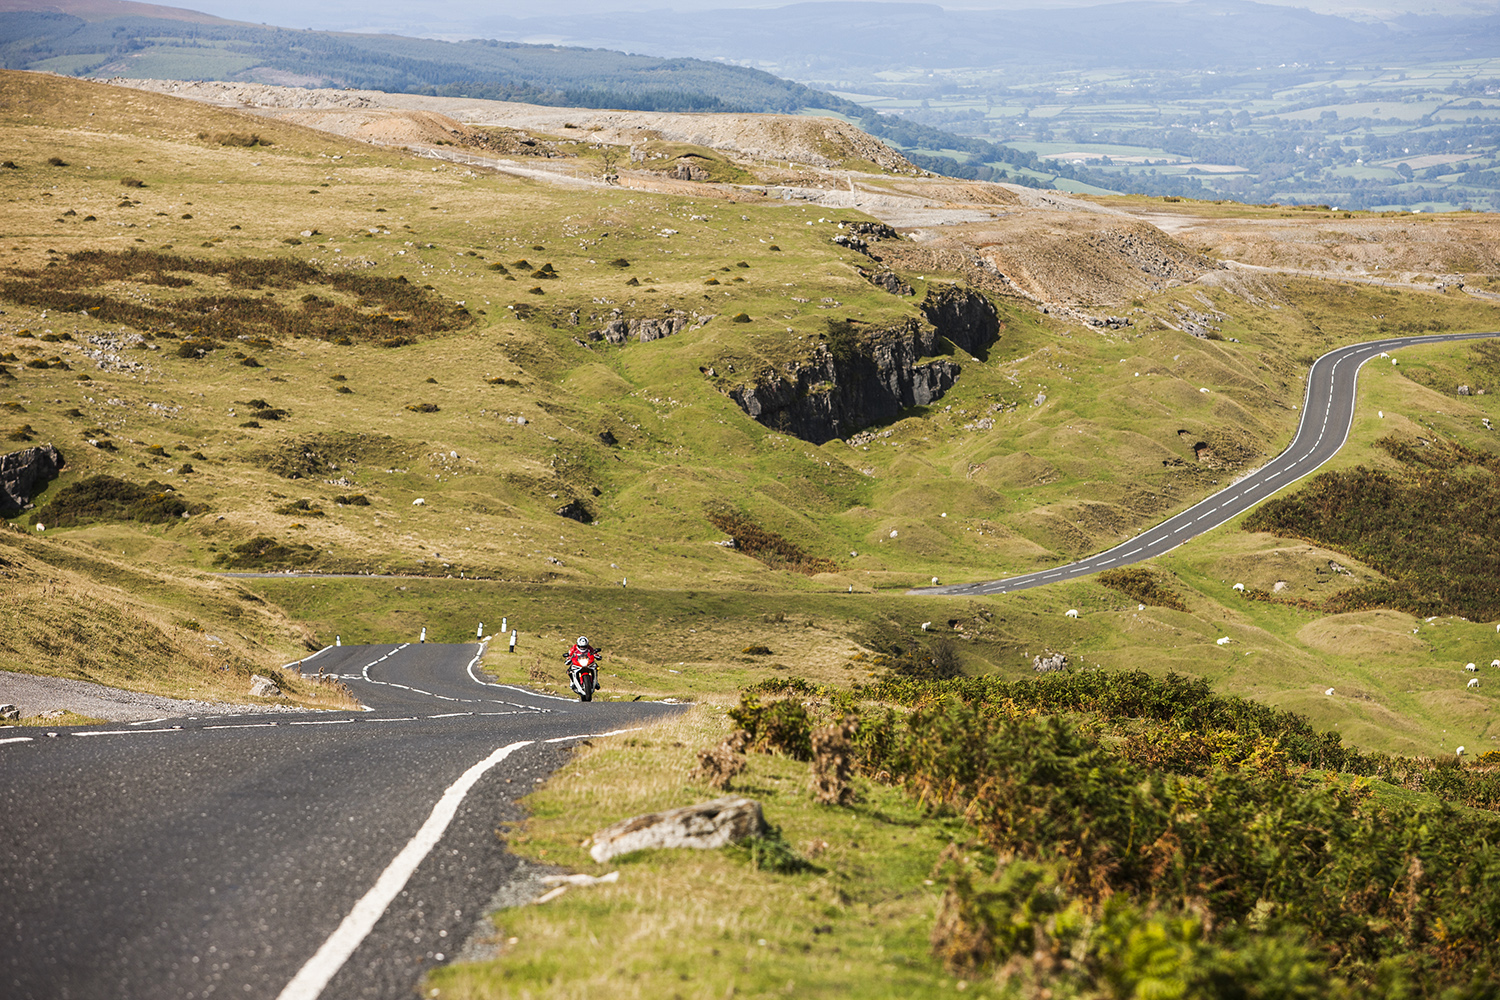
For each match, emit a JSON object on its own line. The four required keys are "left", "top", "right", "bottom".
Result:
{"left": 931, "top": 577, "right": 939, "bottom": 585}
{"left": 1467, "top": 663, "right": 1479, "bottom": 672}
{"left": 920, "top": 621, "right": 932, "bottom": 631}
{"left": 1491, "top": 659, "right": 1500, "bottom": 669}
{"left": 1325, "top": 687, "right": 1335, "bottom": 696}
{"left": 1065, "top": 609, "right": 1079, "bottom": 619}
{"left": 1469, "top": 678, "right": 1481, "bottom": 689}
{"left": 1216, "top": 637, "right": 1231, "bottom": 646}
{"left": 1232, "top": 583, "right": 1245, "bottom": 592}
{"left": 412, "top": 498, "right": 426, "bottom": 506}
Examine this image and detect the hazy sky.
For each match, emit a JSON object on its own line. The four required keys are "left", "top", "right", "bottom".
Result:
{"left": 177, "top": 0, "right": 1493, "bottom": 38}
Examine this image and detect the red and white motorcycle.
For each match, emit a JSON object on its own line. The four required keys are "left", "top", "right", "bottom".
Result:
{"left": 565, "top": 639, "right": 601, "bottom": 702}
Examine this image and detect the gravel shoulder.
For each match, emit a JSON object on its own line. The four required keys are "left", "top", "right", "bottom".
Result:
{"left": 0, "top": 670, "right": 317, "bottom": 722}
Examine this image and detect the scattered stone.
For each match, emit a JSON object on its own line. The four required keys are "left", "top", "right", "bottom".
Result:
{"left": 1458, "top": 385, "right": 1471, "bottom": 396}
{"left": 588, "top": 796, "right": 766, "bottom": 863}
{"left": 0, "top": 704, "right": 18, "bottom": 721}
{"left": 248, "top": 674, "right": 282, "bottom": 698}
{"left": 1032, "top": 652, "right": 1069, "bottom": 674}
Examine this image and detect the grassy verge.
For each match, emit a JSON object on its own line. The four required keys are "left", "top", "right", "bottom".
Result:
{"left": 428, "top": 704, "right": 976, "bottom": 999}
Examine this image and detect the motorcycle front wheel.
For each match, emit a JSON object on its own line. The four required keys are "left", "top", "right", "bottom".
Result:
{"left": 579, "top": 672, "right": 595, "bottom": 702}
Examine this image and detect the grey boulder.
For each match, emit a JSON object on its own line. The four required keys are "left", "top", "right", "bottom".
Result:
{"left": 589, "top": 796, "right": 765, "bottom": 863}
{"left": 248, "top": 674, "right": 282, "bottom": 698}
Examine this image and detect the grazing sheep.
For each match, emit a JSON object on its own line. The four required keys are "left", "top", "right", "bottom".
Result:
{"left": 920, "top": 621, "right": 932, "bottom": 631}
{"left": 412, "top": 498, "right": 426, "bottom": 506}
{"left": 1064, "top": 609, "right": 1079, "bottom": 619}
{"left": 1491, "top": 659, "right": 1500, "bottom": 669}
{"left": 1469, "top": 678, "right": 1481, "bottom": 689}
{"left": 1467, "top": 663, "right": 1479, "bottom": 672}
{"left": 1232, "top": 583, "right": 1245, "bottom": 592}
{"left": 1216, "top": 637, "right": 1231, "bottom": 645}
{"left": 1324, "top": 688, "right": 1335, "bottom": 696}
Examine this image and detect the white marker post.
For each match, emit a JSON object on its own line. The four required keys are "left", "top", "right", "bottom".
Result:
{"left": 509, "top": 630, "right": 517, "bottom": 653}
{"left": 420, "top": 626, "right": 427, "bottom": 644}
{"left": 477, "top": 622, "right": 483, "bottom": 639}
{"left": 501, "top": 617, "right": 507, "bottom": 635}
{"left": 336, "top": 636, "right": 341, "bottom": 646}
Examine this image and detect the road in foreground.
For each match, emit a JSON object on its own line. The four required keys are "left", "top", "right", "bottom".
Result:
{"left": 0, "top": 642, "right": 681, "bottom": 1000}
{"left": 913, "top": 331, "right": 1499, "bottom": 597}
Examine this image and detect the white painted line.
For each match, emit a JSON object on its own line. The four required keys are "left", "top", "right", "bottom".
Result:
{"left": 204, "top": 723, "right": 281, "bottom": 730}
{"left": 363, "top": 717, "right": 418, "bottom": 723}
{"left": 289, "top": 719, "right": 356, "bottom": 726}
{"left": 73, "top": 728, "right": 182, "bottom": 737}
{"left": 281, "top": 644, "right": 335, "bottom": 673}
{"left": 0, "top": 736, "right": 34, "bottom": 745}
{"left": 276, "top": 739, "right": 534, "bottom": 1000}
{"left": 426, "top": 712, "right": 472, "bottom": 719}
{"left": 477, "top": 682, "right": 576, "bottom": 705}
{"left": 129, "top": 717, "right": 172, "bottom": 726}
{"left": 542, "top": 727, "right": 643, "bottom": 744}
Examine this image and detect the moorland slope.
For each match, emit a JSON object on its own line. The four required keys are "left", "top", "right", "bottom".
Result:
{"left": 1, "top": 70, "right": 1499, "bottom": 760}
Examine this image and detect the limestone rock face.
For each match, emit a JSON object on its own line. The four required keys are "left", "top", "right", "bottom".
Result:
{"left": 0, "top": 444, "right": 64, "bottom": 515}
{"left": 588, "top": 313, "right": 692, "bottom": 345}
{"left": 726, "top": 286, "right": 999, "bottom": 444}
{"left": 589, "top": 796, "right": 766, "bottom": 863}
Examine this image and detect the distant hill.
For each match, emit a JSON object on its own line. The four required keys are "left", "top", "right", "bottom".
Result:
{"left": 0, "top": 0, "right": 849, "bottom": 114}
{"left": 0, "top": 0, "right": 1097, "bottom": 193}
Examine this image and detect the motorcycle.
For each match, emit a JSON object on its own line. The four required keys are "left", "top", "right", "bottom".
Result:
{"left": 566, "top": 646, "right": 600, "bottom": 702}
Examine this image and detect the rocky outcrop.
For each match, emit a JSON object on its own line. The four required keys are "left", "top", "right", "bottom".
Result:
{"left": 0, "top": 444, "right": 63, "bottom": 516}
{"left": 727, "top": 286, "right": 999, "bottom": 444}
{"left": 589, "top": 796, "right": 766, "bottom": 863}
{"left": 588, "top": 311, "right": 711, "bottom": 345}
{"left": 857, "top": 267, "right": 913, "bottom": 296}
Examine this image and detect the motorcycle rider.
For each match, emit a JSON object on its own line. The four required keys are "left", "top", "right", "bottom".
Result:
{"left": 564, "top": 635, "right": 602, "bottom": 693}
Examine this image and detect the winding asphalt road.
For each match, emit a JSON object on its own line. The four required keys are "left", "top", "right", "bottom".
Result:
{"left": 912, "top": 331, "right": 1500, "bottom": 597}
{"left": 0, "top": 643, "right": 681, "bottom": 1000}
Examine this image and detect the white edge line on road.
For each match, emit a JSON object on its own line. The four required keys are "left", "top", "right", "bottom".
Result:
{"left": 289, "top": 719, "right": 356, "bottom": 726}
{"left": 73, "top": 728, "right": 182, "bottom": 736}
{"left": 542, "top": 726, "right": 644, "bottom": 744}
{"left": 465, "top": 641, "right": 580, "bottom": 704}
{"left": 276, "top": 739, "right": 534, "bottom": 1000}
{"left": 281, "top": 645, "right": 335, "bottom": 673}
{"left": 129, "top": 717, "right": 172, "bottom": 726}
{"left": 0, "top": 736, "right": 34, "bottom": 745}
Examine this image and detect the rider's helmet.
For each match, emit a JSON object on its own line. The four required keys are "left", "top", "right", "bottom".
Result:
{"left": 577, "top": 636, "right": 589, "bottom": 648}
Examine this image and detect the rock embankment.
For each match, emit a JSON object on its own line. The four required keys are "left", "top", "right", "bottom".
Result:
{"left": 728, "top": 286, "right": 999, "bottom": 444}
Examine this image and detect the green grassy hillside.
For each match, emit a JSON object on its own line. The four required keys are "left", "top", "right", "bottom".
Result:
{"left": 3, "top": 71, "right": 1500, "bottom": 758}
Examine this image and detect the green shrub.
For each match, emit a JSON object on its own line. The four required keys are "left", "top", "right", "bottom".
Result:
{"left": 34, "top": 475, "right": 201, "bottom": 527}
{"left": 1096, "top": 566, "right": 1190, "bottom": 611}
{"left": 727, "top": 693, "right": 813, "bottom": 761}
